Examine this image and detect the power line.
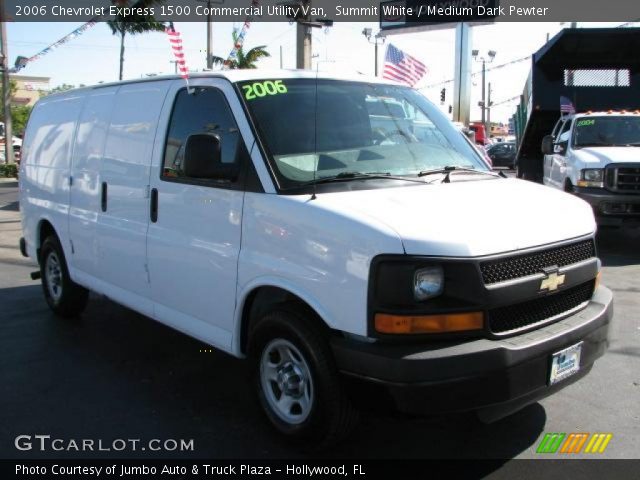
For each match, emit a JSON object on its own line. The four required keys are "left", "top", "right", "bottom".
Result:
{"left": 490, "top": 95, "right": 520, "bottom": 107}
{"left": 422, "top": 55, "right": 531, "bottom": 89}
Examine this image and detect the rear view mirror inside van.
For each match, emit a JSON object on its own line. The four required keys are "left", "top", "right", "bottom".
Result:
{"left": 184, "top": 133, "right": 238, "bottom": 181}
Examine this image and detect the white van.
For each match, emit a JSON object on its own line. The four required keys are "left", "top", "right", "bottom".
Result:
{"left": 542, "top": 111, "right": 640, "bottom": 226}
{"left": 19, "top": 71, "right": 612, "bottom": 446}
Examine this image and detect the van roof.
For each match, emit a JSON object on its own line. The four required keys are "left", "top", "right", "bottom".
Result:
{"left": 45, "top": 69, "right": 400, "bottom": 98}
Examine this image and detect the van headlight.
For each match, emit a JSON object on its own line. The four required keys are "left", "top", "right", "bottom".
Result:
{"left": 414, "top": 266, "right": 444, "bottom": 301}
{"left": 578, "top": 169, "right": 604, "bottom": 188}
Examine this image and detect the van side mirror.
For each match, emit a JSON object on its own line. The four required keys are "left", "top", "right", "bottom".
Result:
{"left": 541, "top": 135, "right": 554, "bottom": 155}
{"left": 183, "top": 133, "right": 239, "bottom": 181}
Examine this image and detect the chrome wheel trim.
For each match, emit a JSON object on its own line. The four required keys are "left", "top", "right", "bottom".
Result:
{"left": 45, "top": 251, "right": 63, "bottom": 302}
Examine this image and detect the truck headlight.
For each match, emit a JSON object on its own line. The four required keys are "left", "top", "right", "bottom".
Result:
{"left": 414, "top": 266, "right": 444, "bottom": 301}
{"left": 578, "top": 169, "right": 604, "bottom": 188}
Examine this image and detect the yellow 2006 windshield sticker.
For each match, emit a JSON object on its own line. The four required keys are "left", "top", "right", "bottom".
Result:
{"left": 242, "top": 80, "right": 288, "bottom": 100}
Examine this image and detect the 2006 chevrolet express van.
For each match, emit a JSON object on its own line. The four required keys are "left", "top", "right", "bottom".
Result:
{"left": 19, "top": 71, "right": 613, "bottom": 446}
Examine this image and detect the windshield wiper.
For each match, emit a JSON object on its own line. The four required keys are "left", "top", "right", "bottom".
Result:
{"left": 417, "top": 166, "right": 499, "bottom": 183}
{"left": 299, "top": 171, "right": 424, "bottom": 187}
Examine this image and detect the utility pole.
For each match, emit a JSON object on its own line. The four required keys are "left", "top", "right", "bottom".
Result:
{"left": 0, "top": 1, "right": 14, "bottom": 165}
{"left": 170, "top": 60, "right": 178, "bottom": 74}
{"left": 481, "top": 59, "right": 486, "bottom": 126}
{"left": 280, "top": 45, "right": 283, "bottom": 69}
{"left": 296, "top": 9, "right": 312, "bottom": 70}
{"left": 196, "top": 0, "right": 216, "bottom": 69}
{"left": 206, "top": 7, "right": 213, "bottom": 69}
{"left": 472, "top": 49, "right": 496, "bottom": 131}
{"left": 487, "top": 82, "right": 492, "bottom": 136}
{"left": 286, "top": 1, "right": 331, "bottom": 70}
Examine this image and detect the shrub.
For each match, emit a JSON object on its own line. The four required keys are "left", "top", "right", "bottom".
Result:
{"left": 0, "top": 163, "right": 18, "bottom": 178}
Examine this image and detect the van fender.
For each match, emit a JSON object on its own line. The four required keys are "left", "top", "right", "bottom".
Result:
{"left": 232, "top": 276, "right": 337, "bottom": 357}
{"left": 35, "top": 215, "right": 69, "bottom": 259}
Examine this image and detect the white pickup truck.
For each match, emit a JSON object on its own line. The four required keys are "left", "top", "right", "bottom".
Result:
{"left": 542, "top": 111, "right": 640, "bottom": 226}
{"left": 19, "top": 71, "right": 612, "bottom": 446}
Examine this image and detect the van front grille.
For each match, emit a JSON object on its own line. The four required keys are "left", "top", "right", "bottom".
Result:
{"left": 487, "top": 280, "right": 595, "bottom": 335}
{"left": 480, "top": 240, "right": 596, "bottom": 285}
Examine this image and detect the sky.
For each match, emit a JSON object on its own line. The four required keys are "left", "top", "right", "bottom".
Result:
{"left": 6, "top": 21, "right": 627, "bottom": 122}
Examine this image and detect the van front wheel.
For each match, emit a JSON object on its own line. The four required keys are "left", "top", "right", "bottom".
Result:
{"left": 250, "top": 310, "right": 358, "bottom": 448}
{"left": 40, "top": 236, "right": 88, "bottom": 318}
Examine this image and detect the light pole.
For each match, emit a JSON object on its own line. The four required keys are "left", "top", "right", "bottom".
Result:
{"left": 196, "top": 0, "right": 223, "bottom": 70}
{"left": 472, "top": 49, "right": 496, "bottom": 135}
{"left": 0, "top": 2, "right": 14, "bottom": 165}
{"left": 362, "top": 28, "right": 385, "bottom": 77}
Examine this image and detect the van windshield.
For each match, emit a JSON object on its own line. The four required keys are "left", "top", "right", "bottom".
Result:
{"left": 237, "top": 79, "right": 488, "bottom": 190}
{"left": 573, "top": 116, "right": 640, "bottom": 148}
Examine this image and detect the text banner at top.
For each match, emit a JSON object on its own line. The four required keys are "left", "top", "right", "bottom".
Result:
{"left": 2, "top": 0, "right": 640, "bottom": 22}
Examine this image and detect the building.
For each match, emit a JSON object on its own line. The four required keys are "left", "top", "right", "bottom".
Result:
{"left": 10, "top": 74, "right": 50, "bottom": 107}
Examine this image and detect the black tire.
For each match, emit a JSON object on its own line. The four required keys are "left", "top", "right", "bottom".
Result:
{"left": 564, "top": 179, "right": 574, "bottom": 193}
{"left": 40, "top": 235, "right": 89, "bottom": 318}
{"left": 249, "top": 309, "right": 359, "bottom": 448}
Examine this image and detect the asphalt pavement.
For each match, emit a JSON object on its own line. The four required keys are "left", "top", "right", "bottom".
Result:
{"left": 1, "top": 178, "right": 638, "bottom": 463}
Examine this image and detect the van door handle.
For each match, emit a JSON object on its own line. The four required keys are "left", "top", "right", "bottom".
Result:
{"left": 150, "top": 188, "right": 158, "bottom": 223}
{"left": 101, "top": 182, "right": 108, "bottom": 212}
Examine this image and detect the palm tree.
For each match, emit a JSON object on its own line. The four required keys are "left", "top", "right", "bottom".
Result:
{"left": 107, "top": 0, "right": 166, "bottom": 80}
{"left": 211, "top": 30, "right": 270, "bottom": 69}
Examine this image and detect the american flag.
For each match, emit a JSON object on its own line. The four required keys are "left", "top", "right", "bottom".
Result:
{"left": 560, "top": 96, "right": 576, "bottom": 115}
{"left": 166, "top": 24, "right": 189, "bottom": 80}
{"left": 382, "top": 44, "right": 427, "bottom": 87}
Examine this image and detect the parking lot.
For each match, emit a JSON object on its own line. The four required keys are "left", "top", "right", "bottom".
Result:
{"left": 1, "top": 178, "right": 638, "bottom": 461}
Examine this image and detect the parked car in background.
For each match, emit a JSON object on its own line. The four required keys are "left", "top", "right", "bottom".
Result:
{"left": 487, "top": 141, "right": 516, "bottom": 169}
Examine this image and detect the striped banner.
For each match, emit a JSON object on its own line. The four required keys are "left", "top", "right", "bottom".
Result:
{"left": 223, "top": 0, "right": 261, "bottom": 69}
{"left": 166, "top": 25, "right": 189, "bottom": 80}
{"left": 10, "top": 19, "right": 100, "bottom": 73}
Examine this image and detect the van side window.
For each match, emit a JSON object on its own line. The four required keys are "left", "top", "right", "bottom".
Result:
{"left": 162, "top": 87, "right": 241, "bottom": 181}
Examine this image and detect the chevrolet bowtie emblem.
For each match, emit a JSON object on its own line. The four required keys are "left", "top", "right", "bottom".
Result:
{"left": 540, "top": 270, "right": 566, "bottom": 292}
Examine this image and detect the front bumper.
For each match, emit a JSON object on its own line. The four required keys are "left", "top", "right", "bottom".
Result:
{"left": 331, "top": 286, "right": 612, "bottom": 421}
{"left": 574, "top": 187, "right": 640, "bottom": 226}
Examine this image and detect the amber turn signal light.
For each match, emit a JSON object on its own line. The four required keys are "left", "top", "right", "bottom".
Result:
{"left": 374, "top": 312, "right": 484, "bottom": 334}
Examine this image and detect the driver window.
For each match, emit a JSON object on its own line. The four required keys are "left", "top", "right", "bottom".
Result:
{"left": 163, "top": 87, "right": 242, "bottom": 181}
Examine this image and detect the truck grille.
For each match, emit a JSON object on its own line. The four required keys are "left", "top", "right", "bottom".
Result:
{"left": 607, "top": 165, "right": 640, "bottom": 193}
{"left": 487, "top": 280, "right": 595, "bottom": 335}
{"left": 480, "top": 240, "right": 596, "bottom": 285}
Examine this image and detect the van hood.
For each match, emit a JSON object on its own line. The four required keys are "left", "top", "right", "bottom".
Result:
{"left": 312, "top": 178, "right": 595, "bottom": 257}
{"left": 573, "top": 146, "right": 640, "bottom": 166}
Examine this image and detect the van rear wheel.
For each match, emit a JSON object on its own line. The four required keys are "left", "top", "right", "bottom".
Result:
{"left": 40, "top": 236, "right": 88, "bottom": 318}
{"left": 250, "top": 309, "right": 359, "bottom": 448}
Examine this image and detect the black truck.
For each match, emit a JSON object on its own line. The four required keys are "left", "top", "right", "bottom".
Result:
{"left": 513, "top": 28, "right": 640, "bottom": 183}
